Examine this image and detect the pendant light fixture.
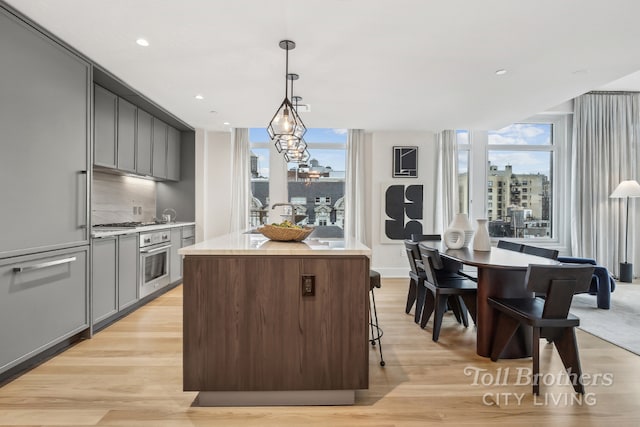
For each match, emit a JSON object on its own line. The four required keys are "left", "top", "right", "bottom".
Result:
{"left": 267, "top": 40, "right": 306, "bottom": 144}
{"left": 275, "top": 74, "right": 304, "bottom": 153}
{"left": 283, "top": 94, "right": 310, "bottom": 162}
{"left": 284, "top": 147, "right": 311, "bottom": 163}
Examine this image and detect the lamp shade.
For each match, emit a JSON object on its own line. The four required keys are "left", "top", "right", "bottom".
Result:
{"left": 610, "top": 180, "right": 640, "bottom": 198}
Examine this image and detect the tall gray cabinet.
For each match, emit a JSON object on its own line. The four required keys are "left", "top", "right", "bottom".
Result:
{"left": 0, "top": 7, "right": 90, "bottom": 376}
{"left": 0, "top": 9, "right": 90, "bottom": 258}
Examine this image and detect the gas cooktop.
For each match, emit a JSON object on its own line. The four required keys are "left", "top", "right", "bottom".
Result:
{"left": 93, "top": 221, "right": 157, "bottom": 229}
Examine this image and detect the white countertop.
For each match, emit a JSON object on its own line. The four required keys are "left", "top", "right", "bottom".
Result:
{"left": 91, "top": 221, "right": 195, "bottom": 238}
{"left": 179, "top": 231, "right": 371, "bottom": 257}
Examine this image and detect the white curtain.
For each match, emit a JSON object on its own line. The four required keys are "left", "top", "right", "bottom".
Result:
{"left": 571, "top": 92, "right": 640, "bottom": 275}
{"left": 345, "top": 129, "right": 366, "bottom": 244}
{"left": 229, "top": 128, "right": 250, "bottom": 233}
{"left": 435, "top": 130, "right": 459, "bottom": 234}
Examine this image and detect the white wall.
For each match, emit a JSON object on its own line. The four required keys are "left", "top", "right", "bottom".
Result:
{"left": 368, "top": 131, "right": 438, "bottom": 276}
{"left": 195, "top": 129, "right": 233, "bottom": 241}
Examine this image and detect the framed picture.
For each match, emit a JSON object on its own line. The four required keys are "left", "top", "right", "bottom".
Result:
{"left": 393, "top": 146, "right": 418, "bottom": 178}
{"left": 380, "top": 182, "right": 424, "bottom": 243}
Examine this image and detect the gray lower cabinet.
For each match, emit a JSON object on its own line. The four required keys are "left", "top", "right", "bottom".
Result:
{"left": 0, "top": 247, "right": 89, "bottom": 375}
{"left": 136, "top": 109, "right": 153, "bottom": 176}
{"left": 94, "top": 84, "right": 117, "bottom": 168}
{"left": 167, "top": 126, "right": 181, "bottom": 181}
{"left": 152, "top": 118, "right": 168, "bottom": 179}
{"left": 118, "top": 233, "right": 139, "bottom": 310}
{"left": 117, "top": 97, "right": 137, "bottom": 173}
{"left": 1, "top": 9, "right": 90, "bottom": 258}
{"left": 170, "top": 228, "right": 182, "bottom": 283}
{"left": 180, "top": 226, "right": 196, "bottom": 278}
{"left": 92, "top": 237, "right": 118, "bottom": 323}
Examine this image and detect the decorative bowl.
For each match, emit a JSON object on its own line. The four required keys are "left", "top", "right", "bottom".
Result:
{"left": 257, "top": 225, "right": 314, "bottom": 242}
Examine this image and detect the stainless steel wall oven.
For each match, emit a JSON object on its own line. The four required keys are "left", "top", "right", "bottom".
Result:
{"left": 139, "top": 231, "right": 171, "bottom": 298}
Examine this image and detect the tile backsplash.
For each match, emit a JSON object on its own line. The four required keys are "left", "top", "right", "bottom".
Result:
{"left": 92, "top": 171, "right": 156, "bottom": 224}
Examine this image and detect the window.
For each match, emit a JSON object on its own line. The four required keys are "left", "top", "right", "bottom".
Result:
{"left": 250, "top": 128, "right": 347, "bottom": 230}
{"left": 249, "top": 128, "right": 271, "bottom": 227}
{"left": 460, "top": 115, "right": 567, "bottom": 244}
{"left": 456, "top": 130, "right": 470, "bottom": 215}
{"left": 287, "top": 129, "right": 346, "bottom": 228}
{"left": 487, "top": 123, "right": 553, "bottom": 239}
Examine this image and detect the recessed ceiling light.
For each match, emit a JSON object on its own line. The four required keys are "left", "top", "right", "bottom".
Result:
{"left": 223, "top": 122, "right": 230, "bottom": 126}
{"left": 136, "top": 38, "right": 149, "bottom": 47}
{"left": 195, "top": 94, "right": 204, "bottom": 100}
{"left": 495, "top": 69, "right": 507, "bottom": 76}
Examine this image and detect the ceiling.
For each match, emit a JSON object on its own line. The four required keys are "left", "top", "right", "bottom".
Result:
{"left": 7, "top": 0, "right": 640, "bottom": 132}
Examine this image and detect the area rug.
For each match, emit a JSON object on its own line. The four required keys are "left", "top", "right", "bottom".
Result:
{"left": 570, "top": 284, "right": 640, "bottom": 355}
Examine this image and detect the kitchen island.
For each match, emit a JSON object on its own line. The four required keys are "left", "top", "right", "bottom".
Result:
{"left": 178, "top": 231, "right": 371, "bottom": 406}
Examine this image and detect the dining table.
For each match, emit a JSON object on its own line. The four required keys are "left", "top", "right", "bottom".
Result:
{"left": 436, "top": 244, "right": 560, "bottom": 358}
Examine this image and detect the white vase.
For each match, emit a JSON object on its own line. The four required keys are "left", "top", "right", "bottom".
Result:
{"left": 472, "top": 219, "right": 491, "bottom": 251}
{"left": 444, "top": 213, "right": 474, "bottom": 248}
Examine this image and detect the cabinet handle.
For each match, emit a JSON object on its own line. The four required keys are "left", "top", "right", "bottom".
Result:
{"left": 140, "top": 245, "right": 171, "bottom": 254}
{"left": 77, "top": 170, "right": 88, "bottom": 230}
{"left": 13, "top": 256, "right": 77, "bottom": 273}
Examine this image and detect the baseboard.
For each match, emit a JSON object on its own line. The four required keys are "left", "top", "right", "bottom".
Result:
{"left": 372, "top": 267, "right": 408, "bottom": 278}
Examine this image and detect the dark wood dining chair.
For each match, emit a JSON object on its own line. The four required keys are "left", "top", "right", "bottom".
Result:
{"left": 497, "top": 240, "right": 524, "bottom": 252}
{"left": 418, "top": 245, "right": 477, "bottom": 342}
{"left": 521, "top": 245, "right": 559, "bottom": 260}
{"left": 404, "top": 235, "right": 440, "bottom": 321}
{"left": 410, "top": 233, "right": 441, "bottom": 243}
{"left": 488, "top": 264, "right": 594, "bottom": 395}
{"left": 404, "top": 241, "right": 426, "bottom": 323}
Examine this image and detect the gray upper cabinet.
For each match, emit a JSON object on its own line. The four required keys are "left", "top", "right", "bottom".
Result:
{"left": 136, "top": 109, "right": 153, "bottom": 176}
{"left": 93, "top": 83, "right": 182, "bottom": 182}
{"left": 0, "top": 10, "right": 90, "bottom": 258}
{"left": 152, "top": 118, "right": 168, "bottom": 179}
{"left": 117, "top": 98, "right": 137, "bottom": 172}
{"left": 94, "top": 84, "right": 117, "bottom": 168}
{"left": 118, "top": 233, "right": 139, "bottom": 310}
{"left": 167, "top": 126, "right": 181, "bottom": 181}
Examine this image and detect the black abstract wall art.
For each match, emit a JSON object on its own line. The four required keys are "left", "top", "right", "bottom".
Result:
{"left": 384, "top": 184, "right": 423, "bottom": 240}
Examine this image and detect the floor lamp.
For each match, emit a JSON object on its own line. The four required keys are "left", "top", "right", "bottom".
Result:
{"left": 610, "top": 179, "right": 640, "bottom": 282}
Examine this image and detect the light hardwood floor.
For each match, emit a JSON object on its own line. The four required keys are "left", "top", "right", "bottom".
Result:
{"left": 1, "top": 278, "right": 639, "bottom": 426}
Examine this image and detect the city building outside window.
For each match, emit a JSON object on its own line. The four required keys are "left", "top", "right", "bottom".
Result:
{"left": 250, "top": 128, "right": 347, "bottom": 232}
{"left": 458, "top": 114, "right": 568, "bottom": 244}
{"left": 287, "top": 129, "right": 346, "bottom": 230}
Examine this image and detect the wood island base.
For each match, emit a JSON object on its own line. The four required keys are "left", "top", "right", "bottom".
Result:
{"left": 179, "top": 234, "right": 372, "bottom": 406}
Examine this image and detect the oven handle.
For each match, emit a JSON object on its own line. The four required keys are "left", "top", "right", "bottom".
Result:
{"left": 140, "top": 244, "right": 172, "bottom": 254}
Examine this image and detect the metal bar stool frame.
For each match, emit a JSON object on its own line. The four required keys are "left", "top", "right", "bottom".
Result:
{"left": 369, "top": 270, "right": 385, "bottom": 366}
